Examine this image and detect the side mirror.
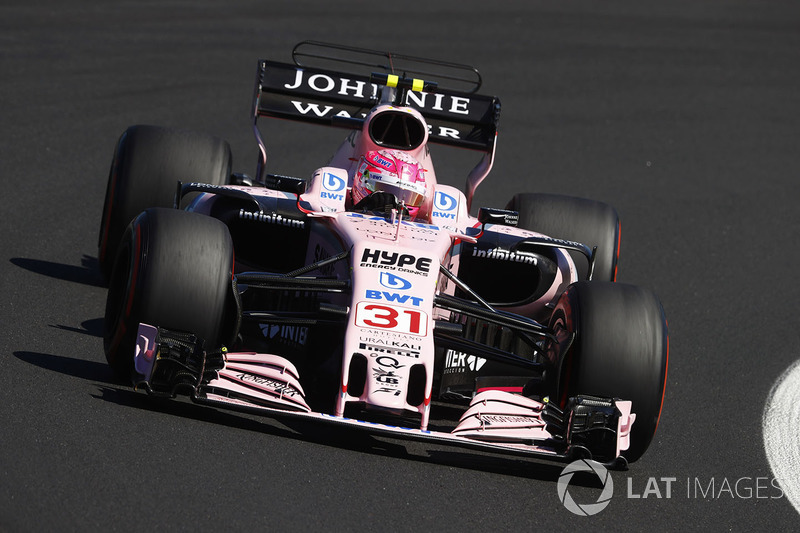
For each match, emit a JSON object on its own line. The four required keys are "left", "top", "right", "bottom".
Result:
{"left": 264, "top": 173, "right": 307, "bottom": 195}
{"left": 230, "top": 173, "right": 254, "bottom": 186}
{"left": 477, "top": 207, "right": 519, "bottom": 227}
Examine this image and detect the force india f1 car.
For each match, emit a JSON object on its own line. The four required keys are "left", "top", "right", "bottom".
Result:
{"left": 99, "top": 42, "right": 668, "bottom": 468}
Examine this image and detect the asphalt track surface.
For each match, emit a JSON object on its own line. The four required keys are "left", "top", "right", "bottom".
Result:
{"left": 2, "top": 1, "right": 799, "bottom": 531}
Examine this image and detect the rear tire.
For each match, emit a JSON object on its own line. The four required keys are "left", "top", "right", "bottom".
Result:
{"left": 549, "top": 281, "right": 668, "bottom": 462}
{"left": 506, "top": 193, "right": 620, "bottom": 281}
{"left": 104, "top": 208, "right": 233, "bottom": 380}
{"left": 98, "top": 125, "right": 232, "bottom": 281}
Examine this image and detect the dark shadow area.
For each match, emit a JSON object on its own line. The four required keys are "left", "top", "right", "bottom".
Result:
{"left": 10, "top": 255, "right": 105, "bottom": 288}
{"left": 93, "top": 385, "right": 306, "bottom": 440}
{"left": 50, "top": 317, "right": 104, "bottom": 338}
{"left": 282, "top": 415, "right": 570, "bottom": 482}
{"left": 14, "top": 351, "right": 118, "bottom": 385}
{"left": 92, "top": 378, "right": 572, "bottom": 483}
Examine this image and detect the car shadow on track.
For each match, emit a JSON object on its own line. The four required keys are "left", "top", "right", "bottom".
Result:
{"left": 103, "top": 384, "right": 573, "bottom": 482}
{"left": 14, "top": 350, "right": 118, "bottom": 384}
{"left": 93, "top": 384, "right": 309, "bottom": 439}
{"left": 281, "top": 417, "right": 574, "bottom": 484}
{"left": 50, "top": 317, "right": 104, "bottom": 337}
{"left": 10, "top": 255, "right": 104, "bottom": 288}
{"left": 16, "top": 348, "right": 596, "bottom": 484}
{"left": 109, "top": 384, "right": 587, "bottom": 484}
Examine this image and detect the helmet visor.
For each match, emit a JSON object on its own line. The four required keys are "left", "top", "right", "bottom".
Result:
{"left": 367, "top": 173, "right": 426, "bottom": 207}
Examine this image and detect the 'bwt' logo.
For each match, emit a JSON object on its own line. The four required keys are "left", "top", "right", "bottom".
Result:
{"left": 321, "top": 172, "right": 346, "bottom": 201}
{"left": 434, "top": 191, "right": 457, "bottom": 211}
{"left": 557, "top": 460, "right": 614, "bottom": 516}
{"left": 379, "top": 272, "right": 412, "bottom": 291}
{"left": 322, "top": 172, "right": 345, "bottom": 192}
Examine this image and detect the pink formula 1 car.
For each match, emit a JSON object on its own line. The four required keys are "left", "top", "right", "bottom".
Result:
{"left": 99, "top": 42, "right": 668, "bottom": 467}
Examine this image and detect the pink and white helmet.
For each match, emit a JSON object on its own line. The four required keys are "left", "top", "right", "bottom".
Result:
{"left": 352, "top": 150, "right": 427, "bottom": 219}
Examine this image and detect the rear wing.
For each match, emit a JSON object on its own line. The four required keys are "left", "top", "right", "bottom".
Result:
{"left": 252, "top": 42, "right": 501, "bottom": 208}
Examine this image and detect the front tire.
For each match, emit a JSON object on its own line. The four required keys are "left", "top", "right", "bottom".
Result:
{"left": 104, "top": 208, "right": 234, "bottom": 380}
{"left": 98, "top": 125, "right": 232, "bottom": 281}
{"left": 549, "top": 281, "right": 668, "bottom": 462}
{"left": 506, "top": 193, "right": 620, "bottom": 281}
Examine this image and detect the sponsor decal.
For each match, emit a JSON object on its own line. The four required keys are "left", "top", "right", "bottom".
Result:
{"left": 347, "top": 212, "right": 440, "bottom": 231}
{"left": 317, "top": 412, "right": 430, "bottom": 434}
{"left": 372, "top": 154, "right": 394, "bottom": 169}
{"left": 291, "top": 101, "right": 333, "bottom": 117}
{"left": 471, "top": 246, "right": 537, "bottom": 265}
{"left": 359, "top": 338, "right": 421, "bottom": 351}
{"left": 375, "top": 387, "right": 402, "bottom": 396}
{"left": 187, "top": 182, "right": 231, "bottom": 190}
{"left": 232, "top": 372, "right": 300, "bottom": 398}
{"left": 535, "top": 234, "right": 585, "bottom": 250}
{"left": 284, "top": 70, "right": 377, "bottom": 99}
{"left": 406, "top": 89, "right": 470, "bottom": 115}
{"left": 359, "top": 342, "right": 420, "bottom": 359}
{"left": 360, "top": 248, "right": 432, "bottom": 274}
{"left": 365, "top": 290, "right": 423, "bottom": 307}
{"left": 321, "top": 172, "right": 346, "bottom": 201}
{"left": 433, "top": 192, "right": 458, "bottom": 220}
{"left": 239, "top": 209, "right": 305, "bottom": 229}
{"left": 444, "top": 349, "right": 486, "bottom": 374}
{"left": 379, "top": 272, "right": 412, "bottom": 291}
{"left": 402, "top": 227, "right": 440, "bottom": 242}
{"left": 322, "top": 171, "right": 346, "bottom": 192}
{"left": 313, "top": 244, "right": 335, "bottom": 276}
{"left": 479, "top": 414, "right": 541, "bottom": 426}
{"left": 285, "top": 104, "right": 465, "bottom": 139}
{"left": 372, "top": 355, "right": 405, "bottom": 369}
{"left": 260, "top": 324, "right": 308, "bottom": 347}
{"left": 373, "top": 367, "right": 400, "bottom": 385}
{"left": 426, "top": 123, "right": 461, "bottom": 139}
{"left": 321, "top": 191, "right": 345, "bottom": 201}
{"left": 283, "top": 69, "right": 471, "bottom": 116}
{"left": 358, "top": 329, "right": 425, "bottom": 343}
{"left": 434, "top": 192, "right": 457, "bottom": 211}
{"left": 355, "top": 302, "right": 428, "bottom": 336}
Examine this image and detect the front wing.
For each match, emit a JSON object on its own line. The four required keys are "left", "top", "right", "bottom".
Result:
{"left": 134, "top": 324, "right": 633, "bottom": 469}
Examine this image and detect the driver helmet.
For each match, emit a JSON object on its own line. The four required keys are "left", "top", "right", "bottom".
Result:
{"left": 351, "top": 149, "right": 427, "bottom": 219}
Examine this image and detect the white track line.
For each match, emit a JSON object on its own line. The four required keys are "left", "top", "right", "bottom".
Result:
{"left": 763, "top": 358, "right": 800, "bottom": 515}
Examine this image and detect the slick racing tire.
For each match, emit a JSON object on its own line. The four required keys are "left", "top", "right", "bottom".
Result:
{"left": 98, "top": 125, "right": 232, "bottom": 281}
{"left": 104, "top": 208, "right": 233, "bottom": 380}
{"left": 550, "top": 281, "right": 668, "bottom": 463}
{"left": 505, "top": 193, "right": 620, "bottom": 281}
